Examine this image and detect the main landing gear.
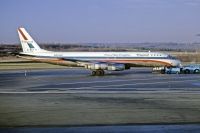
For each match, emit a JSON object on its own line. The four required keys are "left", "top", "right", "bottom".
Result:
{"left": 91, "top": 69, "right": 105, "bottom": 76}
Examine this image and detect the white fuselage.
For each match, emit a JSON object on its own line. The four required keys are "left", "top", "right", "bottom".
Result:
{"left": 17, "top": 27, "right": 181, "bottom": 67}
{"left": 22, "top": 51, "right": 181, "bottom": 67}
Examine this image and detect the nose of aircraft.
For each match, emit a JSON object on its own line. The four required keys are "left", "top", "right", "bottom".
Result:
{"left": 172, "top": 59, "right": 181, "bottom": 67}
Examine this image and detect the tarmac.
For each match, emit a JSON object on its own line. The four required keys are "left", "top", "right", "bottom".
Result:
{"left": 1, "top": 67, "right": 200, "bottom": 93}
{"left": 1, "top": 67, "right": 200, "bottom": 131}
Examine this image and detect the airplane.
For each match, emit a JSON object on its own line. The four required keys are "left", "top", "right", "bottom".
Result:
{"left": 17, "top": 28, "right": 181, "bottom": 76}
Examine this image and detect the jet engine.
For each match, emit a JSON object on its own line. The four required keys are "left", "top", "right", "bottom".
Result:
{"left": 85, "top": 63, "right": 126, "bottom": 71}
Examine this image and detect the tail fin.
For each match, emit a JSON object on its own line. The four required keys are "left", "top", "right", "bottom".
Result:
{"left": 17, "top": 28, "right": 42, "bottom": 53}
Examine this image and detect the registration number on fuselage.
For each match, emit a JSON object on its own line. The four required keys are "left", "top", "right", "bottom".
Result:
{"left": 54, "top": 54, "right": 63, "bottom": 57}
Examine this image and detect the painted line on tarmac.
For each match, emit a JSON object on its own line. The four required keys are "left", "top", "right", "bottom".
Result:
{"left": 16, "top": 76, "right": 186, "bottom": 89}
{"left": 0, "top": 75, "right": 165, "bottom": 88}
{"left": 70, "top": 79, "right": 200, "bottom": 90}
{"left": 0, "top": 75, "right": 153, "bottom": 85}
{"left": 54, "top": 75, "right": 200, "bottom": 86}
{"left": 13, "top": 75, "right": 200, "bottom": 90}
{"left": 1, "top": 90, "right": 200, "bottom": 94}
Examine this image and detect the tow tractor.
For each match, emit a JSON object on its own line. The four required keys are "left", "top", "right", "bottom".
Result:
{"left": 153, "top": 66, "right": 181, "bottom": 74}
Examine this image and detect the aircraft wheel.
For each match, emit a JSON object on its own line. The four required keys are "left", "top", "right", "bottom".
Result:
{"left": 100, "top": 70, "right": 105, "bottom": 76}
{"left": 91, "top": 70, "right": 105, "bottom": 76}
{"left": 194, "top": 69, "right": 200, "bottom": 74}
{"left": 96, "top": 70, "right": 102, "bottom": 76}
{"left": 166, "top": 71, "right": 170, "bottom": 74}
{"left": 91, "top": 71, "right": 96, "bottom": 76}
{"left": 184, "top": 69, "right": 190, "bottom": 74}
{"left": 161, "top": 69, "right": 165, "bottom": 74}
{"left": 96, "top": 70, "right": 100, "bottom": 76}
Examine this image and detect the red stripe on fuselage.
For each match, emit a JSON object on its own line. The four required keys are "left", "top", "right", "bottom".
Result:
{"left": 18, "top": 28, "right": 28, "bottom": 40}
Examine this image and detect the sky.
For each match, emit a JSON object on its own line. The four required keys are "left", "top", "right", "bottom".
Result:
{"left": 0, "top": 0, "right": 200, "bottom": 43}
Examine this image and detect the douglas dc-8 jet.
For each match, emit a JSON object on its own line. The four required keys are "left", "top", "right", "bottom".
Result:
{"left": 17, "top": 28, "right": 181, "bottom": 76}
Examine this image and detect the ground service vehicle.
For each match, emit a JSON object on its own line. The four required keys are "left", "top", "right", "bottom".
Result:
{"left": 165, "top": 67, "right": 181, "bottom": 74}
{"left": 153, "top": 65, "right": 200, "bottom": 74}
{"left": 182, "top": 65, "right": 200, "bottom": 74}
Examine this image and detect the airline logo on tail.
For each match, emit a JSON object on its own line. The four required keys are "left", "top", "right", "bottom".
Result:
{"left": 27, "top": 43, "right": 35, "bottom": 49}
{"left": 18, "top": 28, "right": 41, "bottom": 52}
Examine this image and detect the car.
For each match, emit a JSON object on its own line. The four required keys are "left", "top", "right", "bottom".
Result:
{"left": 182, "top": 64, "right": 200, "bottom": 74}
{"left": 165, "top": 66, "right": 181, "bottom": 74}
